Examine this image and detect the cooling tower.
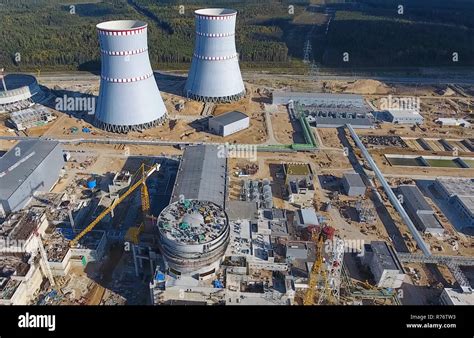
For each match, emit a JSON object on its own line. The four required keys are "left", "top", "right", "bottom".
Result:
{"left": 95, "top": 20, "right": 167, "bottom": 133}
{"left": 184, "top": 9, "right": 245, "bottom": 103}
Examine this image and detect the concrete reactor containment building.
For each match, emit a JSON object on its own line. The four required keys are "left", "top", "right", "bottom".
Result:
{"left": 157, "top": 199, "right": 230, "bottom": 279}
{"left": 184, "top": 8, "right": 245, "bottom": 103}
{"left": 0, "top": 74, "right": 44, "bottom": 112}
{"left": 95, "top": 20, "right": 167, "bottom": 133}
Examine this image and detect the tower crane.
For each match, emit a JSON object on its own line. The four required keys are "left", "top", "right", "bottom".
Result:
{"left": 303, "top": 225, "right": 337, "bottom": 305}
{"left": 69, "top": 163, "right": 160, "bottom": 247}
{"left": 303, "top": 230, "right": 324, "bottom": 305}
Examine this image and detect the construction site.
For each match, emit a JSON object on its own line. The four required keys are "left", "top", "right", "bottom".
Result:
{"left": 0, "top": 6, "right": 472, "bottom": 308}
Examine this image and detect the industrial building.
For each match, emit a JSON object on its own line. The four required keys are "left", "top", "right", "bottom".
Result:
{"left": 440, "top": 288, "right": 474, "bottom": 305}
{"left": 0, "top": 140, "right": 65, "bottom": 216}
{"left": 9, "top": 105, "right": 56, "bottom": 131}
{"left": 185, "top": 8, "right": 245, "bottom": 103}
{"left": 361, "top": 241, "right": 405, "bottom": 289}
{"left": 272, "top": 92, "right": 366, "bottom": 107}
{"left": 44, "top": 229, "right": 107, "bottom": 276}
{"left": 0, "top": 208, "right": 49, "bottom": 305}
{"left": 208, "top": 111, "right": 249, "bottom": 137}
{"left": 386, "top": 109, "right": 424, "bottom": 124}
{"left": 307, "top": 114, "right": 374, "bottom": 129}
{"left": 274, "top": 92, "right": 373, "bottom": 128}
{"left": 95, "top": 20, "right": 167, "bottom": 132}
{"left": 342, "top": 173, "right": 366, "bottom": 197}
{"left": 0, "top": 74, "right": 43, "bottom": 113}
{"left": 295, "top": 208, "right": 319, "bottom": 227}
{"left": 434, "top": 178, "right": 474, "bottom": 227}
{"left": 171, "top": 145, "right": 227, "bottom": 208}
{"left": 0, "top": 253, "right": 44, "bottom": 305}
{"left": 396, "top": 185, "right": 444, "bottom": 235}
{"left": 435, "top": 118, "right": 471, "bottom": 128}
{"left": 0, "top": 207, "right": 49, "bottom": 253}
{"left": 283, "top": 163, "right": 315, "bottom": 205}
{"left": 157, "top": 199, "right": 230, "bottom": 278}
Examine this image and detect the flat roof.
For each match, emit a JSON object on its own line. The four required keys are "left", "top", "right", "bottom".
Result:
{"left": 285, "top": 163, "right": 311, "bottom": 176}
{"left": 273, "top": 91, "right": 364, "bottom": 100}
{"left": 226, "top": 200, "right": 257, "bottom": 221}
{"left": 313, "top": 117, "right": 373, "bottom": 127}
{"left": 298, "top": 208, "right": 319, "bottom": 226}
{"left": 369, "top": 241, "right": 403, "bottom": 272}
{"left": 417, "top": 213, "right": 443, "bottom": 230}
{"left": 455, "top": 195, "right": 474, "bottom": 215}
{"left": 0, "top": 140, "right": 62, "bottom": 200}
{"left": 436, "top": 178, "right": 474, "bottom": 198}
{"left": 171, "top": 145, "right": 227, "bottom": 207}
{"left": 343, "top": 173, "right": 366, "bottom": 189}
{"left": 210, "top": 111, "right": 248, "bottom": 126}
{"left": 286, "top": 241, "right": 316, "bottom": 262}
{"left": 443, "top": 288, "right": 474, "bottom": 305}
{"left": 387, "top": 109, "right": 423, "bottom": 118}
{"left": 398, "top": 185, "right": 432, "bottom": 212}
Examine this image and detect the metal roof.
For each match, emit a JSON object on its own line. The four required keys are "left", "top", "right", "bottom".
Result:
{"left": 398, "top": 185, "right": 432, "bottom": 212}
{"left": 387, "top": 109, "right": 423, "bottom": 118}
{"left": 171, "top": 145, "right": 227, "bottom": 207}
{"left": 0, "top": 140, "right": 61, "bottom": 199}
{"left": 312, "top": 117, "right": 373, "bottom": 128}
{"left": 298, "top": 208, "right": 319, "bottom": 226}
{"left": 273, "top": 91, "right": 364, "bottom": 100}
{"left": 210, "top": 111, "right": 248, "bottom": 126}
{"left": 417, "top": 213, "right": 443, "bottom": 230}
{"left": 343, "top": 173, "right": 366, "bottom": 189}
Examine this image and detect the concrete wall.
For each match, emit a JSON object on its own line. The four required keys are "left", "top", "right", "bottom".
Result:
{"left": 377, "top": 269, "right": 405, "bottom": 289}
{"left": 1, "top": 262, "right": 44, "bottom": 305}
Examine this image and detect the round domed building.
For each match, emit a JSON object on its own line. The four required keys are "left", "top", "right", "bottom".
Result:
{"left": 157, "top": 199, "right": 229, "bottom": 279}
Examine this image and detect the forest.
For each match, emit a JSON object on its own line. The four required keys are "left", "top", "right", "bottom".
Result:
{"left": 0, "top": 0, "right": 472, "bottom": 72}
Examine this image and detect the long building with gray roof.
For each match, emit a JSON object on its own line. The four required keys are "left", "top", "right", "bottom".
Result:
{"left": 0, "top": 140, "right": 64, "bottom": 216}
{"left": 170, "top": 145, "right": 227, "bottom": 208}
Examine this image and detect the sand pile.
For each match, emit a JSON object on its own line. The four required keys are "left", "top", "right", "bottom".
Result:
{"left": 325, "top": 79, "right": 391, "bottom": 95}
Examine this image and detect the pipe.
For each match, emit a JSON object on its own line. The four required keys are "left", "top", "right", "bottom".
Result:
{"left": 346, "top": 124, "right": 431, "bottom": 256}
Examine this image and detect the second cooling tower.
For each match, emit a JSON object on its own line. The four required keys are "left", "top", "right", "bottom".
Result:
{"left": 95, "top": 20, "right": 167, "bottom": 133}
{"left": 185, "top": 9, "right": 245, "bottom": 103}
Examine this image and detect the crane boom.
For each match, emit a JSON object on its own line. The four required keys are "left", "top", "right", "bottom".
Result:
{"left": 70, "top": 163, "right": 159, "bottom": 247}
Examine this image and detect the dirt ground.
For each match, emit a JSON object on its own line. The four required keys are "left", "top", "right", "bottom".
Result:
{"left": 270, "top": 108, "right": 299, "bottom": 144}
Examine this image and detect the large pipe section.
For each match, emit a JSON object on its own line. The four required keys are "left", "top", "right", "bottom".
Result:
{"left": 184, "top": 8, "right": 245, "bottom": 103}
{"left": 346, "top": 124, "right": 431, "bottom": 256}
{"left": 95, "top": 20, "right": 167, "bottom": 133}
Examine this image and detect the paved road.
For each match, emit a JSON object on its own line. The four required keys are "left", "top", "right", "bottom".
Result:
{"left": 33, "top": 70, "right": 474, "bottom": 86}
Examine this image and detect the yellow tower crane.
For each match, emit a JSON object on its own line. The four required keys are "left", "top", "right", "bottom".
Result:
{"left": 303, "top": 228, "right": 325, "bottom": 306}
{"left": 303, "top": 225, "right": 339, "bottom": 306}
{"left": 69, "top": 163, "right": 160, "bottom": 247}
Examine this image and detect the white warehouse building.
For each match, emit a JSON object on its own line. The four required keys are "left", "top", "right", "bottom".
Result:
{"left": 208, "top": 111, "right": 249, "bottom": 137}
{"left": 386, "top": 109, "right": 424, "bottom": 124}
